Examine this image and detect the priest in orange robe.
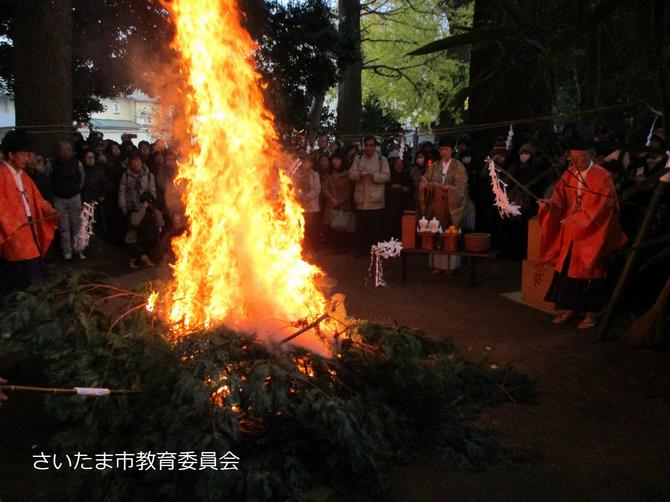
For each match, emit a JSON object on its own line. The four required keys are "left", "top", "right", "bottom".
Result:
{"left": 538, "top": 145, "right": 627, "bottom": 329}
{"left": 0, "top": 130, "right": 58, "bottom": 295}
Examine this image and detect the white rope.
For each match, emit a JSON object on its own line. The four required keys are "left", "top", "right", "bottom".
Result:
{"left": 486, "top": 157, "right": 522, "bottom": 218}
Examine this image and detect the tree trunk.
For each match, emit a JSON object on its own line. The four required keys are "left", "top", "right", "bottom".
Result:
{"left": 467, "top": 0, "right": 552, "bottom": 154}
{"left": 306, "top": 91, "right": 326, "bottom": 143}
{"left": 582, "top": 24, "right": 602, "bottom": 112}
{"left": 12, "top": 0, "right": 74, "bottom": 157}
{"left": 653, "top": 0, "right": 670, "bottom": 148}
{"left": 337, "top": 0, "right": 362, "bottom": 140}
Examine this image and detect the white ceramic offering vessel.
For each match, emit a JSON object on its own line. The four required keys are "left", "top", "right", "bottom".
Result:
{"left": 418, "top": 216, "right": 429, "bottom": 232}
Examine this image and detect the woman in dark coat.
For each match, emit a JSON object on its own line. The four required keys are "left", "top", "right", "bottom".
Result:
{"left": 384, "top": 155, "right": 413, "bottom": 240}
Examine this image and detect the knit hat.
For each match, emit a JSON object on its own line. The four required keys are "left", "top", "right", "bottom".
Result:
{"left": 519, "top": 143, "right": 535, "bottom": 155}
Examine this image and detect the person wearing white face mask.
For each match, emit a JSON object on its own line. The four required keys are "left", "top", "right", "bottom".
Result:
{"left": 499, "top": 143, "right": 549, "bottom": 259}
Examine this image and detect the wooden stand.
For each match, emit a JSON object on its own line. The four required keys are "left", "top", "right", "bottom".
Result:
{"left": 401, "top": 248, "right": 498, "bottom": 288}
{"left": 401, "top": 211, "right": 417, "bottom": 249}
{"left": 521, "top": 217, "right": 556, "bottom": 311}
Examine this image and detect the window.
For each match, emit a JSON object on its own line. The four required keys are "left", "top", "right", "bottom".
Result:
{"left": 112, "top": 101, "right": 120, "bottom": 114}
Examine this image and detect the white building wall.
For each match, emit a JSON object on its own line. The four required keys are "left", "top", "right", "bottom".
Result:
{"left": 0, "top": 94, "right": 16, "bottom": 128}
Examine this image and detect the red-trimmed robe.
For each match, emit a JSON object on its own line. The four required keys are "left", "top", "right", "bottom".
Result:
{"left": 539, "top": 164, "right": 627, "bottom": 279}
{"left": 0, "top": 163, "right": 58, "bottom": 261}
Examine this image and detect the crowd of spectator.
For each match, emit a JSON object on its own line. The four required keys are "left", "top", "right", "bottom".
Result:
{"left": 2, "top": 124, "right": 669, "bottom": 278}
{"left": 1, "top": 133, "right": 183, "bottom": 270}
{"left": 288, "top": 127, "right": 669, "bottom": 271}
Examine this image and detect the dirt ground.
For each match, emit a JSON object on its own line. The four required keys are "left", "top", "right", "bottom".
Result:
{"left": 1, "top": 240, "right": 669, "bottom": 501}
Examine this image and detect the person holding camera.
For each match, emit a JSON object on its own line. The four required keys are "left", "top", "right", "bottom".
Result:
{"left": 128, "top": 191, "right": 164, "bottom": 268}
{"left": 119, "top": 151, "right": 156, "bottom": 236}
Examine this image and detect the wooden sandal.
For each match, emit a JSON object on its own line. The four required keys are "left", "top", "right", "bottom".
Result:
{"left": 553, "top": 310, "right": 575, "bottom": 325}
{"left": 578, "top": 316, "right": 597, "bottom": 329}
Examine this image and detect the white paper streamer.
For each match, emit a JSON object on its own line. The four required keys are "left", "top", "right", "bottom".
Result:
{"left": 486, "top": 156, "right": 522, "bottom": 218}
{"left": 74, "top": 387, "right": 111, "bottom": 396}
{"left": 505, "top": 124, "right": 514, "bottom": 151}
{"left": 73, "top": 202, "right": 97, "bottom": 252}
{"left": 646, "top": 115, "right": 660, "bottom": 146}
{"left": 287, "top": 158, "right": 303, "bottom": 179}
{"left": 367, "top": 238, "right": 403, "bottom": 287}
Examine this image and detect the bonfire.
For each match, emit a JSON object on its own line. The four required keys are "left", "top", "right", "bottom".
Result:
{"left": 0, "top": 1, "right": 535, "bottom": 500}
{"left": 146, "top": 0, "right": 342, "bottom": 357}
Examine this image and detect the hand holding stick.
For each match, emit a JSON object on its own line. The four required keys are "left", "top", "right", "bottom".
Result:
{"left": 0, "top": 377, "right": 7, "bottom": 405}
{"left": 17, "top": 211, "right": 60, "bottom": 230}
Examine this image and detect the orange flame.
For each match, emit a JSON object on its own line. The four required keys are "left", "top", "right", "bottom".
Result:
{"left": 161, "top": 0, "right": 332, "bottom": 355}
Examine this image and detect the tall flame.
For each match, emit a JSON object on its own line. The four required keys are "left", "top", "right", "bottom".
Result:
{"left": 164, "top": 0, "right": 330, "bottom": 354}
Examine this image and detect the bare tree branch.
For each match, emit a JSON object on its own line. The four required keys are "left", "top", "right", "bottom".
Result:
{"left": 361, "top": 5, "right": 409, "bottom": 17}
{"left": 403, "top": 0, "right": 438, "bottom": 16}
{"left": 363, "top": 54, "right": 441, "bottom": 71}
{"left": 364, "top": 63, "right": 424, "bottom": 98}
{"left": 362, "top": 37, "right": 418, "bottom": 44}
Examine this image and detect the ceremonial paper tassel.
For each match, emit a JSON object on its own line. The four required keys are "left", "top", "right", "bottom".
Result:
{"left": 486, "top": 157, "right": 522, "bottom": 218}
{"left": 399, "top": 135, "right": 406, "bottom": 160}
{"left": 73, "top": 202, "right": 97, "bottom": 252}
{"left": 287, "top": 158, "right": 302, "bottom": 178}
{"left": 505, "top": 124, "right": 514, "bottom": 151}
{"left": 367, "top": 238, "right": 403, "bottom": 287}
{"left": 74, "top": 387, "right": 111, "bottom": 396}
{"left": 646, "top": 115, "right": 659, "bottom": 146}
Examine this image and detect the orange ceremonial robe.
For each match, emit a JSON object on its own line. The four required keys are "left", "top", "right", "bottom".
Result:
{"left": 539, "top": 164, "right": 627, "bottom": 279}
{"left": 0, "top": 163, "right": 58, "bottom": 261}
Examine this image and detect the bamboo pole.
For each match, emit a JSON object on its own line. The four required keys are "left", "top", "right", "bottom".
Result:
{"left": 491, "top": 163, "right": 540, "bottom": 202}
{"left": 0, "top": 385, "right": 142, "bottom": 395}
{"left": 599, "top": 176, "right": 670, "bottom": 340}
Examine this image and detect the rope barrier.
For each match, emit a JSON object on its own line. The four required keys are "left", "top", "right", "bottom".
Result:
{"left": 3, "top": 100, "right": 656, "bottom": 140}
{"left": 330, "top": 100, "right": 653, "bottom": 140}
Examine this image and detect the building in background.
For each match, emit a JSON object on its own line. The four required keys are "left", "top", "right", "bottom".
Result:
{"left": 0, "top": 90, "right": 167, "bottom": 145}
{"left": 79, "top": 90, "right": 162, "bottom": 143}
{"left": 0, "top": 92, "right": 16, "bottom": 140}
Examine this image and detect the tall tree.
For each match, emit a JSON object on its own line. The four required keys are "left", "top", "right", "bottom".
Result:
{"left": 11, "top": 0, "right": 73, "bottom": 155}
{"left": 361, "top": 0, "right": 472, "bottom": 128}
{"left": 337, "top": 0, "right": 363, "bottom": 138}
{"left": 253, "top": 0, "right": 339, "bottom": 136}
{"left": 1, "top": 0, "right": 173, "bottom": 153}
{"left": 408, "top": 0, "right": 669, "bottom": 152}
{"left": 1, "top": 0, "right": 338, "bottom": 146}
